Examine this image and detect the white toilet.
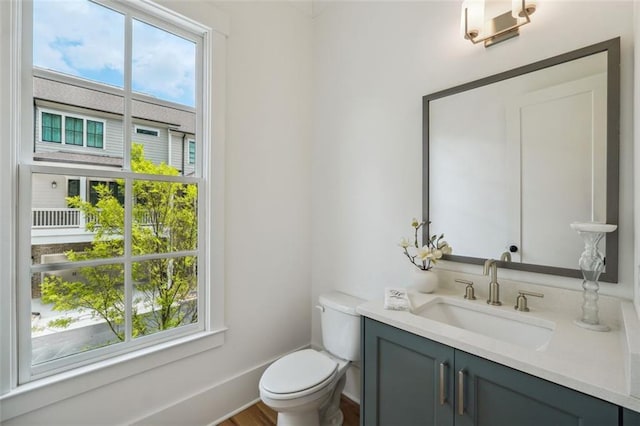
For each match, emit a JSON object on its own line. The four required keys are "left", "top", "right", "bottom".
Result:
{"left": 259, "top": 291, "right": 364, "bottom": 426}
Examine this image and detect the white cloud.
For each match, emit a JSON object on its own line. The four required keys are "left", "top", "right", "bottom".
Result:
{"left": 133, "top": 20, "right": 196, "bottom": 106}
{"left": 34, "top": 0, "right": 125, "bottom": 82}
{"left": 34, "top": 0, "right": 196, "bottom": 106}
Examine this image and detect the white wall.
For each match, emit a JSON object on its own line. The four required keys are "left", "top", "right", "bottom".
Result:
{"left": 634, "top": 0, "right": 640, "bottom": 316}
{"left": 1, "top": 1, "right": 312, "bottom": 424}
{"left": 2, "top": 0, "right": 636, "bottom": 422}
{"left": 311, "top": 0, "right": 635, "bottom": 351}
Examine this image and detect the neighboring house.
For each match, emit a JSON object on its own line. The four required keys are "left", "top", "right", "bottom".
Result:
{"left": 31, "top": 68, "right": 197, "bottom": 295}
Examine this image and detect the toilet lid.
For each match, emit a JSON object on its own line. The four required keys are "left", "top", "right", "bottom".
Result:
{"left": 261, "top": 349, "right": 338, "bottom": 394}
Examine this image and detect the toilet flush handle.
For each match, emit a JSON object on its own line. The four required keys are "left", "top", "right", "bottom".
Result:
{"left": 315, "top": 305, "right": 325, "bottom": 312}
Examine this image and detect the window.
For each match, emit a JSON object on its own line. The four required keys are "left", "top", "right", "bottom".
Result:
{"left": 41, "top": 112, "right": 61, "bottom": 143}
{"left": 89, "top": 180, "right": 124, "bottom": 205}
{"left": 67, "top": 179, "right": 80, "bottom": 197}
{"left": 65, "top": 117, "right": 84, "bottom": 146}
{"left": 189, "top": 140, "right": 196, "bottom": 164}
{"left": 87, "top": 120, "right": 104, "bottom": 148}
{"left": 135, "top": 126, "right": 159, "bottom": 137}
{"left": 39, "top": 110, "right": 105, "bottom": 149}
{"left": 16, "top": 0, "right": 215, "bottom": 385}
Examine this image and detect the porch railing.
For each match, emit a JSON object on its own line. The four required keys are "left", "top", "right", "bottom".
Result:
{"left": 32, "top": 208, "right": 152, "bottom": 229}
{"left": 32, "top": 208, "right": 83, "bottom": 229}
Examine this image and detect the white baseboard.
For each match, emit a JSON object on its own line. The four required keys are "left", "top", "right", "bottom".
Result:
{"left": 209, "top": 396, "right": 261, "bottom": 426}
{"left": 130, "top": 345, "right": 309, "bottom": 425}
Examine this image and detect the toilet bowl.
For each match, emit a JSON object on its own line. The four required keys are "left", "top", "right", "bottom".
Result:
{"left": 259, "top": 349, "right": 349, "bottom": 426}
{"left": 259, "top": 291, "right": 364, "bottom": 426}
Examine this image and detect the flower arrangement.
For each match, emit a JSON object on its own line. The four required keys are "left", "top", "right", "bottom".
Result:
{"left": 400, "top": 218, "right": 452, "bottom": 271}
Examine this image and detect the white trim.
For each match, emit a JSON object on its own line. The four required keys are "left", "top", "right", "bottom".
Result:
{"left": 30, "top": 249, "right": 199, "bottom": 274}
{"left": 16, "top": 0, "right": 34, "bottom": 388}
{"left": 7, "top": 0, "right": 226, "bottom": 390}
{"left": 2, "top": 0, "right": 227, "bottom": 403}
{"left": 208, "top": 18, "right": 226, "bottom": 336}
{"left": 29, "top": 163, "right": 200, "bottom": 183}
{"left": 135, "top": 345, "right": 310, "bottom": 426}
{"left": 1, "top": 328, "right": 227, "bottom": 422}
{"left": 0, "top": 0, "right": 20, "bottom": 396}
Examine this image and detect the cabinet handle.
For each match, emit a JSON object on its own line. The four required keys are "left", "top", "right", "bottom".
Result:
{"left": 439, "top": 362, "right": 448, "bottom": 405}
{"left": 458, "top": 369, "right": 465, "bottom": 416}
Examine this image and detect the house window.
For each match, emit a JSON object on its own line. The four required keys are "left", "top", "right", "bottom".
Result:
{"left": 39, "top": 110, "right": 105, "bottom": 149}
{"left": 135, "top": 126, "right": 159, "bottom": 137}
{"left": 89, "top": 180, "right": 124, "bottom": 205}
{"left": 41, "top": 112, "right": 61, "bottom": 143}
{"left": 87, "top": 120, "right": 104, "bottom": 148}
{"left": 67, "top": 179, "right": 80, "bottom": 197}
{"left": 15, "top": 0, "right": 217, "bottom": 385}
{"left": 189, "top": 140, "right": 196, "bottom": 164}
{"left": 65, "top": 117, "right": 84, "bottom": 146}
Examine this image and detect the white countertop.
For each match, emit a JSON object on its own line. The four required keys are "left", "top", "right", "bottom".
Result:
{"left": 356, "top": 282, "right": 640, "bottom": 412}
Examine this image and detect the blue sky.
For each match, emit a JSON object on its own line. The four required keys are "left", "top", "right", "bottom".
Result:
{"left": 33, "top": 0, "right": 196, "bottom": 107}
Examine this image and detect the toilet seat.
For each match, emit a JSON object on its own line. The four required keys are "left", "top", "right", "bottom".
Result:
{"left": 260, "top": 349, "right": 338, "bottom": 400}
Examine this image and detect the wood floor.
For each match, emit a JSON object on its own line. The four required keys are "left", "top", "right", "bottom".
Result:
{"left": 218, "top": 395, "right": 360, "bottom": 426}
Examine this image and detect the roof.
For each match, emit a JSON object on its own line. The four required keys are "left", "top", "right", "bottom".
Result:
{"left": 33, "top": 69, "right": 196, "bottom": 134}
{"left": 34, "top": 151, "right": 124, "bottom": 168}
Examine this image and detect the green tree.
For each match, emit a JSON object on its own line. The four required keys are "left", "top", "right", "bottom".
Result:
{"left": 41, "top": 144, "right": 198, "bottom": 341}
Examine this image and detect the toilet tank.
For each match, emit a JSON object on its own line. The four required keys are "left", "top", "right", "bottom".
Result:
{"left": 318, "top": 291, "right": 365, "bottom": 362}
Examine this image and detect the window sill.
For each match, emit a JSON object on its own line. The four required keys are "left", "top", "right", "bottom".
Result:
{"left": 0, "top": 327, "right": 227, "bottom": 422}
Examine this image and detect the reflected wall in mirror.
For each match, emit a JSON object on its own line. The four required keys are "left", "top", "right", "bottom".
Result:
{"left": 423, "top": 38, "right": 619, "bottom": 282}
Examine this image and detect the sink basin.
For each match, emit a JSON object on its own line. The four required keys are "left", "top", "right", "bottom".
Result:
{"left": 415, "top": 298, "right": 555, "bottom": 350}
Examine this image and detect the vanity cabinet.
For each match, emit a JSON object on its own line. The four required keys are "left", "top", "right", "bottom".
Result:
{"left": 362, "top": 318, "right": 620, "bottom": 426}
{"left": 624, "top": 408, "right": 640, "bottom": 425}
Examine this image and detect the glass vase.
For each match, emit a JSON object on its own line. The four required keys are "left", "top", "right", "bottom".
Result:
{"left": 570, "top": 222, "right": 617, "bottom": 332}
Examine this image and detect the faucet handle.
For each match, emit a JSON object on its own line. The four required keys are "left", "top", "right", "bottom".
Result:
{"left": 455, "top": 279, "right": 476, "bottom": 300}
{"left": 514, "top": 290, "right": 544, "bottom": 312}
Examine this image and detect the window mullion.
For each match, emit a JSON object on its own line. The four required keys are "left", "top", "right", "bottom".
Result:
{"left": 123, "top": 12, "right": 132, "bottom": 172}
{"left": 123, "top": 14, "right": 133, "bottom": 343}
{"left": 124, "top": 178, "right": 133, "bottom": 343}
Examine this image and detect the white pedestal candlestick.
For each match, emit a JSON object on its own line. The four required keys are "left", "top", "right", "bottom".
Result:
{"left": 570, "top": 222, "right": 617, "bottom": 332}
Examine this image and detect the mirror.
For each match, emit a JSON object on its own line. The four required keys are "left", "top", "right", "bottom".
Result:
{"left": 423, "top": 38, "right": 620, "bottom": 282}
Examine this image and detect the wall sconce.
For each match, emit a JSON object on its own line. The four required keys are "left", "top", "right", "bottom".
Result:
{"left": 462, "top": 0, "right": 537, "bottom": 47}
{"left": 51, "top": 181, "right": 57, "bottom": 189}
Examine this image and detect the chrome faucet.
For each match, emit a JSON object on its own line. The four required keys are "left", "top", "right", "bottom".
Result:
{"left": 483, "top": 259, "right": 501, "bottom": 306}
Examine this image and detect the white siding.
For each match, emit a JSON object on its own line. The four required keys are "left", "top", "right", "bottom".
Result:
{"left": 132, "top": 126, "right": 169, "bottom": 166}
{"left": 31, "top": 174, "right": 67, "bottom": 209}
{"left": 169, "top": 133, "right": 182, "bottom": 171}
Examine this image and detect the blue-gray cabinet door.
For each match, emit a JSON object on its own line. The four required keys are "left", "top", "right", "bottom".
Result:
{"left": 624, "top": 408, "right": 640, "bottom": 425}
{"left": 454, "top": 350, "right": 619, "bottom": 426}
{"left": 362, "top": 318, "right": 454, "bottom": 426}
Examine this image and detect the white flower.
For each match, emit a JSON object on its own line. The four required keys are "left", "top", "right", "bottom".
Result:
{"left": 416, "top": 245, "right": 432, "bottom": 261}
{"left": 400, "top": 217, "right": 452, "bottom": 271}
{"left": 438, "top": 241, "right": 452, "bottom": 255}
{"left": 399, "top": 237, "right": 410, "bottom": 249}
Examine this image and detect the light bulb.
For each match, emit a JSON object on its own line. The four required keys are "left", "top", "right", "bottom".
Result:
{"left": 461, "top": 0, "right": 485, "bottom": 40}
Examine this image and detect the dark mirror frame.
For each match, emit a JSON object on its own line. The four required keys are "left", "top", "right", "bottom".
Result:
{"left": 422, "top": 37, "right": 620, "bottom": 283}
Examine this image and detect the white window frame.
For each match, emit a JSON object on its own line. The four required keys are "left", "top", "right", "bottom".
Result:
{"left": 38, "top": 107, "right": 107, "bottom": 150}
{"left": 134, "top": 124, "right": 161, "bottom": 137}
{"left": 0, "top": 0, "right": 228, "bottom": 417}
